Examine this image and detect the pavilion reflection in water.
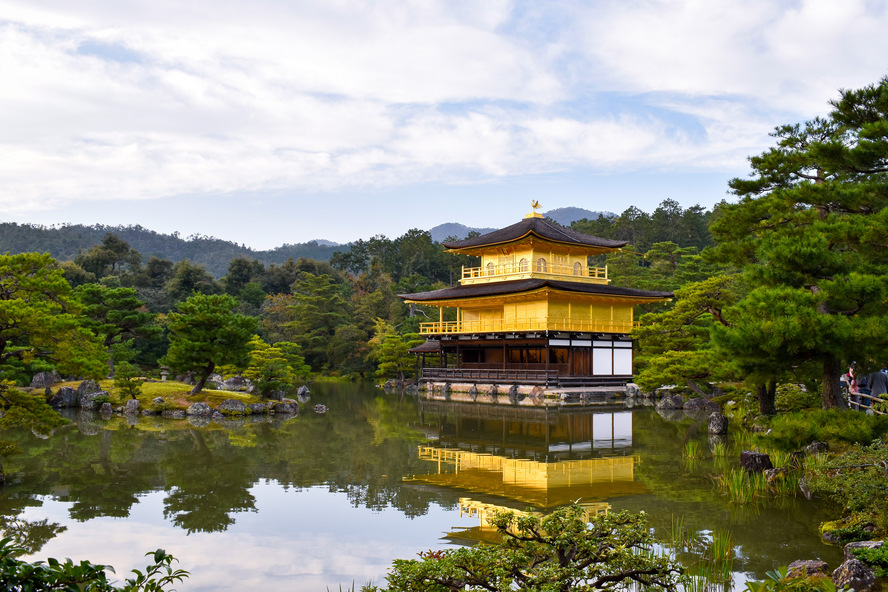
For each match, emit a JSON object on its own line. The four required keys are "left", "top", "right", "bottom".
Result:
{"left": 406, "top": 401, "right": 647, "bottom": 543}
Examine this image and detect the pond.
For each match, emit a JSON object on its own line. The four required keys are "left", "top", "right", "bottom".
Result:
{"left": 0, "top": 383, "right": 843, "bottom": 590}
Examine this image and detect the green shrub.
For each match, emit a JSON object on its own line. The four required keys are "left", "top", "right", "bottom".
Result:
{"left": 113, "top": 362, "right": 143, "bottom": 400}
{"left": 850, "top": 544, "right": 888, "bottom": 577}
{"left": 363, "top": 505, "right": 683, "bottom": 592}
{"left": 744, "top": 566, "right": 849, "bottom": 592}
{"left": 757, "top": 410, "right": 888, "bottom": 449}
{"left": 775, "top": 384, "right": 820, "bottom": 413}
{"left": 0, "top": 537, "right": 188, "bottom": 591}
{"left": 807, "top": 441, "right": 888, "bottom": 537}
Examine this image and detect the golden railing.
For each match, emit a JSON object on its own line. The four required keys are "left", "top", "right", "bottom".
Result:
{"left": 462, "top": 263, "right": 608, "bottom": 282}
{"left": 419, "top": 318, "right": 640, "bottom": 335}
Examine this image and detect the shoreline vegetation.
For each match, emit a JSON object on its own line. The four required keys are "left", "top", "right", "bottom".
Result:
{"left": 2, "top": 76, "right": 888, "bottom": 590}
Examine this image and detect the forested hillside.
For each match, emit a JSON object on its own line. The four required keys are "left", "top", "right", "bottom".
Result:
{"left": 0, "top": 222, "right": 339, "bottom": 277}
{"left": 0, "top": 198, "right": 719, "bottom": 383}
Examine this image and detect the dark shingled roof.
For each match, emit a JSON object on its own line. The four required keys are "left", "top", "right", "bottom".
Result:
{"left": 442, "top": 216, "right": 628, "bottom": 250}
{"left": 400, "top": 279, "right": 672, "bottom": 302}
{"left": 408, "top": 339, "right": 441, "bottom": 353}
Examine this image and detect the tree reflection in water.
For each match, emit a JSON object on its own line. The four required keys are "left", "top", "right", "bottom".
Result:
{"left": 0, "top": 383, "right": 846, "bottom": 584}
{"left": 162, "top": 430, "right": 257, "bottom": 533}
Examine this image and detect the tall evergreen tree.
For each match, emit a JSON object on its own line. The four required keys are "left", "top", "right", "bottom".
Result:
{"left": 713, "top": 77, "right": 888, "bottom": 408}
{"left": 75, "top": 284, "right": 160, "bottom": 376}
{"left": 163, "top": 293, "right": 258, "bottom": 394}
{"left": 0, "top": 253, "right": 106, "bottom": 384}
{"left": 287, "top": 273, "right": 350, "bottom": 370}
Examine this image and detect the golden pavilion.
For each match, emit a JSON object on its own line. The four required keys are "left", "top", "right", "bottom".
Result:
{"left": 399, "top": 208, "right": 671, "bottom": 387}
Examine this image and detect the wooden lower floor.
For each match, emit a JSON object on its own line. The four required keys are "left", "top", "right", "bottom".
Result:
{"left": 412, "top": 332, "right": 634, "bottom": 387}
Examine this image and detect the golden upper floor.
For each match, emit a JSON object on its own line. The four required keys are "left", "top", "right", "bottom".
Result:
{"left": 443, "top": 213, "right": 626, "bottom": 286}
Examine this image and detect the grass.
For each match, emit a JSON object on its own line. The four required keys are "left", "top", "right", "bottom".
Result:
{"left": 711, "top": 442, "right": 730, "bottom": 458}
{"left": 755, "top": 409, "right": 888, "bottom": 449}
{"left": 683, "top": 441, "right": 704, "bottom": 459}
{"left": 666, "top": 518, "right": 735, "bottom": 592}
{"left": 716, "top": 468, "right": 768, "bottom": 504}
{"left": 54, "top": 379, "right": 263, "bottom": 411}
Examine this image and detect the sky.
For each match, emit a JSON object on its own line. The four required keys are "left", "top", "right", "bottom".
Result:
{"left": 2, "top": 0, "right": 887, "bottom": 249}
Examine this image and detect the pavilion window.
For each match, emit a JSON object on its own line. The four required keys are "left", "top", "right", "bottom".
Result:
{"left": 486, "top": 262, "right": 495, "bottom": 276}
{"left": 573, "top": 262, "right": 582, "bottom": 276}
{"left": 536, "top": 258, "right": 547, "bottom": 272}
{"left": 518, "top": 258, "right": 528, "bottom": 272}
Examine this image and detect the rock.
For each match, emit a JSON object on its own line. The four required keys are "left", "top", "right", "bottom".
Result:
{"left": 186, "top": 402, "right": 213, "bottom": 416}
{"left": 833, "top": 559, "right": 876, "bottom": 592}
{"left": 508, "top": 385, "right": 523, "bottom": 404}
{"left": 708, "top": 434, "right": 728, "bottom": 451}
{"left": 684, "top": 397, "right": 719, "bottom": 412}
{"left": 272, "top": 402, "right": 297, "bottom": 414}
{"left": 787, "top": 560, "right": 829, "bottom": 579}
{"left": 625, "top": 383, "right": 639, "bottom": 396}
{"left": 787, "top": 450, "right": 806, "bottom": 468}
{"left": 383, "top": 379, "right": 402, "bottom": 391}
{"left": 76, "top": 413, "right": 100, "bottom": 436}
{"left": 297, "top": 385, "right": 310, "bottom": 397}
{"left": 220, "top": 376, "right": 253, "bottom": 392}
{"left": 161, "top": 409, "right": 186, "bottom": 419}
{"left": 313, "top": 404, "right": 328, "bottom": 414}
{"left": 844, "top": 541, "right": 885, "bottom": 562}
{"left": 708, "top": 412, "right": 728, "bottom": 434}
{"left": 247, "top": 403, "right": 267, "bottom": 414}
{"left": 806, "top": 441, "right": 829, "bottom": 455}
{"left": 216, "top": 417, "right": 246, "bottom": 429}
{"left": 123, "top": 399, "right": 141, "bottom": 414}
{"left": 657, "top": 408, "right": 686, "bottom": 422}
{"left": 740, "top": 451, "right": 773, "bottom": 473}
{"left": 211, "top": 411, "right": 225, "bottom": 421}
{"left": 468, "top": 385, "right": 479, "bottom": 402}
{"left": 100, "top": 402, "right": 113, "bottom": 418}
{"left": 530, "top": 386, "right": 545, "bottom": 398}
{"left": 442, "top": 382, "right": 451, "bottom": 400}
{"left": 404, "top": 384, "right": 419, "bottom": 395}
{"left": 656, "top": 394, "right": 685, "bottom": 411}
{"left": 77, "top": 379, "right": 101, "bottom": 396}
{"left": 176, "top": 372, "right": 195, "bottom": 385}
{"left": 764, "top": 466, "right": 789, "bottom": 485}
{"left": 486, "top": 384, "right": 498, "bottom": 401}
{"left": 267, "top": 390, "right": 286, "bottom": 401}
{"left": 218, "top": 399, "right": 247, "bottom": 415}
{"left": 206, "top": 373, "right": 224, "bottom": 389}
{"left": 48, "top": 386, "right": 78, "bottom": 408}
{"left": 152, "top": 397, "right": 164, "bottom": 405}
{"left": 186, "top": 415, "right": 211, "bottom": 428}
{"left": 80, "top": 391, "right": 109, "bottom": 411}
{"left": 30, "top": 371, "right": 61, "bottom": 390}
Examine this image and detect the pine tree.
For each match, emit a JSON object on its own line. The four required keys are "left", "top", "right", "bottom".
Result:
{"left": 163, "top": 293, "right": 258, "bottom": 394}
{"left": 713, "top": 78, "right": 888, "bottom": 408}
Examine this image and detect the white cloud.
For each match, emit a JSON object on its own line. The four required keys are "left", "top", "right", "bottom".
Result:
{"left": 1, "top": 0, "right": 887, "bottom": 217}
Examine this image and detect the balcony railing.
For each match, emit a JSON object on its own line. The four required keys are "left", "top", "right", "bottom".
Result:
{"left": 419, "top": 318, "right": 639, "bottom": 335}
{"left": 462, "top": 263, "right": 608, "bottom": 282}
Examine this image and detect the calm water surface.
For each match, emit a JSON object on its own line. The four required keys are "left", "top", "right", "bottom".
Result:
{"left": 0, "top": 383, "right": 843, "bottom": 590}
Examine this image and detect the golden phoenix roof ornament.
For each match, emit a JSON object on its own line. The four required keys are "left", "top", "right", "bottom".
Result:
{"left": 526, "top": 200, "right": 543, "bottom": 218}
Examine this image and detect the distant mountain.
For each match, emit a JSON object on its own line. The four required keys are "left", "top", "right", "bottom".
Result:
{"left": 428, "top": 207, "right": 614, "bottom": 243}
{"left": 429, "top": 222, "right": 497, "bottom": 243}
{"left": 543, "top": 207, "right": 615, "bottom": 226}
{"left": 309, "top": 239, "right": 340, "bottom": 247}
{"left": 0, "top": 222, "right": 340, "bottom": 277}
